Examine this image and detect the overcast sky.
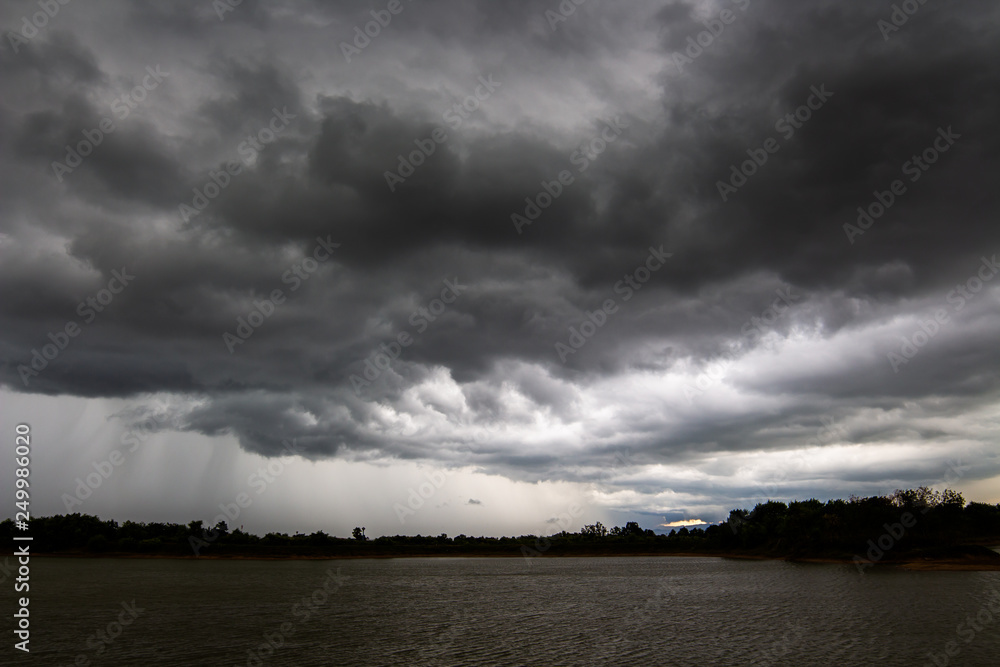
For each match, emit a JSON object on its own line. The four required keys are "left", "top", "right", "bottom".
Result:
{"left": 1, "top": 0, "right": 999, "bottom": 538}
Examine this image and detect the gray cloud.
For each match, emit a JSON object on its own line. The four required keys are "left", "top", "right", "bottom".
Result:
{"left": 1, "top": 0, "right": 999, "bottom": 525}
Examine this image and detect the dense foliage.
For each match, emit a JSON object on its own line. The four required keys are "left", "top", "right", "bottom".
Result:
{"left": 4, "top": 488, "right": 998, "bottom": 561}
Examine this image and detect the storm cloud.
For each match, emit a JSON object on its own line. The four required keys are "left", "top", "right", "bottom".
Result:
{"left": 1, "top": 0, "right": 998, "bottom": 531}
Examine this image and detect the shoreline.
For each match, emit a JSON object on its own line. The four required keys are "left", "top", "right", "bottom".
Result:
{"left": 30, "top": 549, "right": 1000, "bottom": 571}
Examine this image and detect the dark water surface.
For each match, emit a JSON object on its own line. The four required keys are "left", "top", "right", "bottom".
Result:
{"left": 5, "top": 556, "right": 999, "bottom": 666}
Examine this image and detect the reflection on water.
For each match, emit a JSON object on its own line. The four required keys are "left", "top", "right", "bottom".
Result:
{"left": 3, "top": 556, "right": 998, "bottom": 666}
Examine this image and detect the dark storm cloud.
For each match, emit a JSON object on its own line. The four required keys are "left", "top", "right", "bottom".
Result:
{"left": 1, "top": 0, "right": 998, "bottom": 500}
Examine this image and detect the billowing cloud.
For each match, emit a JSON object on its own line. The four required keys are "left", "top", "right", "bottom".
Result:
{"left": 1, "top": 0, "right": 998, "bottom": 532}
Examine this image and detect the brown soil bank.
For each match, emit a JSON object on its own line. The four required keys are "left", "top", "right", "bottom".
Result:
{"left": 894, "top": 545, "right": 1000, "bottom": 571}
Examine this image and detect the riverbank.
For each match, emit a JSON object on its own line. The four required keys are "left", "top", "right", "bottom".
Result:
{"left": 31, "top": 545, "right": 1000, "bottom": 570}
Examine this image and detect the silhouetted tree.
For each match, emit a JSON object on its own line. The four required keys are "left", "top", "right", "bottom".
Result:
{"left": 941, "top": 489, "right": 965, "bottom": 506}
{"left": 6, "top": 488, "right": 996, "bottom": 560}
{"left": 582, "top": 522, "right": 608, "bottom": 538}
{"left": 622, "top": 521, "right": 645, "bottom": 538}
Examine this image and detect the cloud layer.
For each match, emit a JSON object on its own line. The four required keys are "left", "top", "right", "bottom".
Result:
{"left": 2, "top": 0, "right": 999, "bottom": 526}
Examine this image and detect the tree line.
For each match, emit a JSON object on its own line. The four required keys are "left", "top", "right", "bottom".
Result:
{"left": 3, "top": 487, "right": 998, "bottom": 561}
